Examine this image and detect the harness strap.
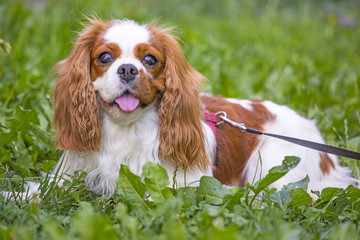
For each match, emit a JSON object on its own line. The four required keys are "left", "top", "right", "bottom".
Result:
{"left": 203, "top": 108, "right": 217, "bottom": 143}
{"left": 203, "top": 108, "right": 219, "bottom": 174}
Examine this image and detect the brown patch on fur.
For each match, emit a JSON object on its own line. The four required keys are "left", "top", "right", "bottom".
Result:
{"left": 131, "top": 42, "right": 166, "bottom": 106}
{"left": 148, "top": 24, "right": 208, "bottom": 171}
{"left": 91, "top": 42, "right": 121, "bottom": 80}
{"left": 201, "top": 95, "right": 276, "bottom": 186}
{"left": 134, "top": 43, "right": 164, "bottom": 69}
{"left": 53, "top": 19, "right": 114, "bottom": 152}
{"left": 132, "top": 67, "right": 165, "bottom": 107}
{"left": 319, "top": 153, "right": 335, "bottom": 175}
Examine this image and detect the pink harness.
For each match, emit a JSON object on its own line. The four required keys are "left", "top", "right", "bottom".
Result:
{"left": 203, "top": 108, "right": 219, "bottom": 173}
{"left": 203, "top": 108, "right": 217, "bottom": 143}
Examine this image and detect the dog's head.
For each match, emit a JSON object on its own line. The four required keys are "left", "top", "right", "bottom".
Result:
{"left": 53, "top": 18, "right": 207, "bottom": 169}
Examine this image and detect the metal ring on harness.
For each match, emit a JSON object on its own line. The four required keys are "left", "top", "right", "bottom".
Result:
{"left": 215, "top": 111, "right": 227, "bottom": 125}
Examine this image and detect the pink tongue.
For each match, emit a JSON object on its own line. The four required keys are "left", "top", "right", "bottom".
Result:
{"left": 115, "top": 94, "right": 140, "bottom": 112}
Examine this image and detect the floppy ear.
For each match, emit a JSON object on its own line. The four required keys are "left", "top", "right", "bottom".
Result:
{"left": 53, "top": 20, "right": 109, "bottom": 152}
{"left": 149, "top": 25, "right": 208, "bottom": 171}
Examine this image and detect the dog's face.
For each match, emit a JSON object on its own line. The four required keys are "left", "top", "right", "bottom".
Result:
{"left": 90, "top": 20, "right": 165, "bottom": 123}
{"left": 53, "top": 19, "right": 208, "bottom": 170}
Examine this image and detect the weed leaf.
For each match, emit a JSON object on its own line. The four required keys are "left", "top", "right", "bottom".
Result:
{"left": 282, "top": 175, "right": 309, "bottom": 191}
{"left": 0, "top": 107, "right": 39, "bottom": 147}
{"left": 250, "top": 156, "right": 300, "bottom": 194}
{"left": 270, "top": 189, "right": 292, "bottom": 207}
{"left": 176, "top": 187, "right": 197, "bottom": 206}
{"left": 345, "top": 185, "right": 360, "bottom": 204}
{"left": 196, "top": 176, "right": 232, "bottom": 205}
{"left": 0, "top": 147, "right": 12, "bottom": 164}
{"left": 7, "top": 134, "right": 33, "bottom": 175}
{"left": 270, "top": 176, "right": 311, "bottom": 207}
{"left": 162, "top": 220, "right": 188, "bottom": 240}
{"left": 290, "top": 188, "right": 312, "bottom": 207}
{"left": 117, "top": 164, "right": 151, "bottom": 210}
{"left": 321, "top": 187, "right": 342, "bottom": 202}
{"left": 329, "top": 223, "right": 358, "bottom": 240}
{"left": 71, "top": 202, "right": 117, "bottom": 239}
{"left": 143, "top": 162, "right": 174, "bottom": 203}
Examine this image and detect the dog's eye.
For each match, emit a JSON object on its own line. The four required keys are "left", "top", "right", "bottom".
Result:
{"left": 143, "top": 55, "right": 157, "bottom": 67}
{"left": 98, "top": 52, "right": 113, "bottom": 65}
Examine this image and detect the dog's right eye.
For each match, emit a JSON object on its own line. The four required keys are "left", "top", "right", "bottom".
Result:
{"left": 98, "top": 52, "right": 113, "bottom": 65}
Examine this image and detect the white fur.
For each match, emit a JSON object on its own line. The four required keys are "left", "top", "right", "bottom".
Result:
{"left": 105, "top": 20, "right": 149, "bottom": 57}
{"left": 93, "top": 20, "right": 150, "bottom": 104}
{"left": 56, "top": 106, "right": 214, "bottom": 198}
{"left": 226, "top": 98, "right": 254, "bottom": 111}
{"left": 92, "top": 57, "right": 148, "bottom": 102}
{"left": 240, "top": 100, "right": 357, "bottom": 192}
{"left": 2, "top": 182, "right": 41, "bottom": 201}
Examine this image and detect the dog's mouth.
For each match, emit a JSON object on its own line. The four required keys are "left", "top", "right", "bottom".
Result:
{"left": 99, "top": 92, "right": 140, "bottom": 112}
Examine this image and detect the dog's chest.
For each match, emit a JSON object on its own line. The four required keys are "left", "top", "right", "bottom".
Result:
{"left": 72, "top": 111, "right": 161, "bottom": 197}
{"left": 97, "top": 112, "right": 161, "bottom": 173}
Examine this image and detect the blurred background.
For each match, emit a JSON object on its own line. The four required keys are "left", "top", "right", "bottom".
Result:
{"left": 0, "top": 0, "right": 359, "bottom": 177}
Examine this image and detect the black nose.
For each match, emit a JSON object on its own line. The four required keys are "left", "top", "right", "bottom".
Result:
{"left": 117, "top": 64, "right": 139, "bottom": 82}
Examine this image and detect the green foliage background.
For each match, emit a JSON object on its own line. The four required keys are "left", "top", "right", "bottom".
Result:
{"left": 0, "top": 0, "right": 360, "bottom": 239}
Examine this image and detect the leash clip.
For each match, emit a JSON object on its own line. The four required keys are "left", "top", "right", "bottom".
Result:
{"left": 215, "top": 111, "right": 247, "bottom": 132}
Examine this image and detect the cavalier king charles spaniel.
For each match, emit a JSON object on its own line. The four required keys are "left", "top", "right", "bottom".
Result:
{"left": 51, "top": 18, "right": 357, "bottom": 198}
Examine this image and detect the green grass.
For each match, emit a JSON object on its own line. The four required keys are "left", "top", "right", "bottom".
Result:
{"left": 1, "top": 0, "right": 360, "bottom": 239}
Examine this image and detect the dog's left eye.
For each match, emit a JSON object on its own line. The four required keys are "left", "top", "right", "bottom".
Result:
{"left": 143, "top": 55, "right": 157, "bottom": 67}
{"left": 98, "top": 52, "right": 113, "bottom": 65}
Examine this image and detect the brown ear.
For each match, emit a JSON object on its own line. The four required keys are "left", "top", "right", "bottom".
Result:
{"left": 149, "top": 25, "right": 208, "bottom": 171}
{"left": 53, "top": 20, "right": 110, "bottom": 152}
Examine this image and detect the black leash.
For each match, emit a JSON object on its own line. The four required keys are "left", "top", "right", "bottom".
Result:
{"left": 216, "top": 111, "right": 360, "bottom": 161}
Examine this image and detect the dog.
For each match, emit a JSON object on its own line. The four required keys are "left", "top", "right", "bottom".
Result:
{"left": 47, "top": 18, "right": 357, "bottom": 198}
